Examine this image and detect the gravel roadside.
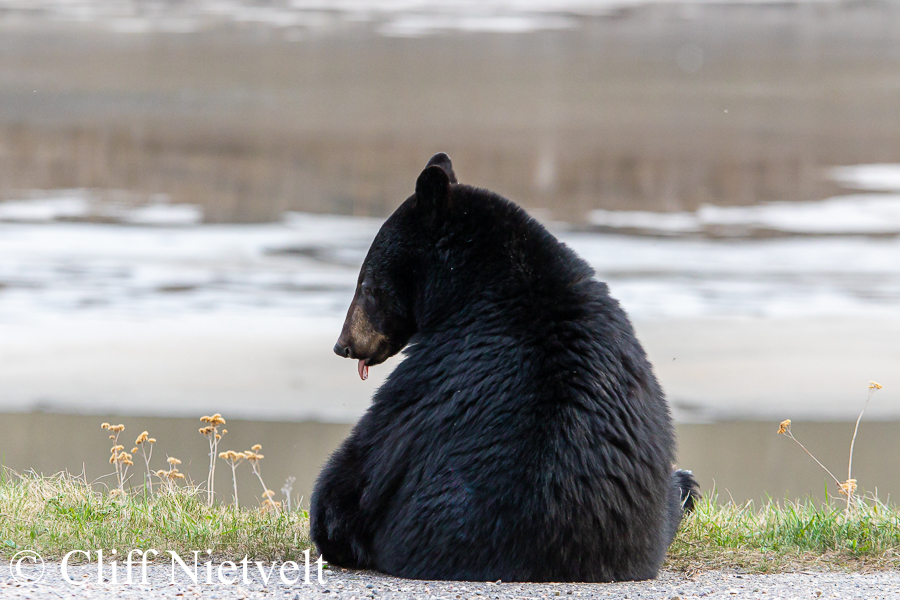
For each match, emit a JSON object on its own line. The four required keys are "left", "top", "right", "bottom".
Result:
{"left": 3, "top": 562, "right": 900, "bottom": 599}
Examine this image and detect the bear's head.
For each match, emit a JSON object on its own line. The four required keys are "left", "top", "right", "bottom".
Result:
{"left": 333, "top": 152, "right": 458, "bottom": 380}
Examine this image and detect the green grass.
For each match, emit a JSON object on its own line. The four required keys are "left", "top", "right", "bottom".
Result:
{"left": 0, "top": 469, "right": 310, "bottom": 562}
{"left": 666, "top": 494, "right": 900, "bottom": 573}
{"left": 2, "top": 470, "right": 899, "bottom": 572}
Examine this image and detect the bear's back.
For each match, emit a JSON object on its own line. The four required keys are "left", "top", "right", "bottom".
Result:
{"left": 357, "top": 271, "right": 675, "bottom": 582}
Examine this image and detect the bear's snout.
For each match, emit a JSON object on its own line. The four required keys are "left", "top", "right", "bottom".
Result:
{"left": 334, "top": 319, "right": 362, "bottom": 359}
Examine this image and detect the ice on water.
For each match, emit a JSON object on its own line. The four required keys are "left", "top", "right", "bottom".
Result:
{"left": 0, "top": 0, "right": 841, "bottom": 36}
{"left": 2, "top": 165, "right": 900, "bottom": 325}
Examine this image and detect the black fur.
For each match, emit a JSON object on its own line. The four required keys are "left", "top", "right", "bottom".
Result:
{"left": 424, "top": 151, "right": 457, "bottom": 184}
{"left": 674, "top": 469, "right": 701, "bottom": 513}
{"left": 311, "top": 154, "right": 698, "bottom": 582}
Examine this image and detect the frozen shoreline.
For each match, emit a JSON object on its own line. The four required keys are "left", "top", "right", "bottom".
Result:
{"left": 2, "top": 312, "right": 897, "bottom": 423}
{"left": 0, "top": 0, "right": 852, "bottom": 36}
{"left": 4, "top": 180, "right": 900, "bottom": 325}
{"left": 2, "top": 184, "right": 899, "bottom": 423}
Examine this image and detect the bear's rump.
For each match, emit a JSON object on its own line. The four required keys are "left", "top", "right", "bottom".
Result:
{"left": 366, "top": 406, "right": 670, "bottom": 581}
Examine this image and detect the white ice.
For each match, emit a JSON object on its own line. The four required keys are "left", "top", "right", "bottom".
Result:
{"left": 590, "top": 192, "right": 900, "bottom": 236}
{"left": 2, "top": 173, "right": 899, "bottom": 422}
{"left": 0, "top": 0, "right": 849, "bottom": 35}
{"left": 830, "top": 164, "right": 900, "bottom": 193}
{"left": 3, "top": 188, "right": 900, "bottom": 329}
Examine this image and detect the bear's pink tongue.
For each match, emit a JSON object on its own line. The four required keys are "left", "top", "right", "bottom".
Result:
{"left": 358, "top": 359, "right": 369, "bottom": 381}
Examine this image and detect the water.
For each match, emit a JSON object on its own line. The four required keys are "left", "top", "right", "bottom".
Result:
{"left": 3, "top": 2, "right": 899, "bottom": 222}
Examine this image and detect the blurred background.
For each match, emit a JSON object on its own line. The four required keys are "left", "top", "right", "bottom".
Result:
{"left": 1, "top": 0, "right": 899, "bottom": 507}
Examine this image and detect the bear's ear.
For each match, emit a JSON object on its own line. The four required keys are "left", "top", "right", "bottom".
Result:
{"left": 414, "top": 164, "right": 452, "bottom": 221}
{"left": 424, "top": 152, "right": 457, "bottom": 184}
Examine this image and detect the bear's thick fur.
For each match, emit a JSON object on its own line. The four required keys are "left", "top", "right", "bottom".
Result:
{"left": 311, "top": 153, "right": 698, "bottom": 582}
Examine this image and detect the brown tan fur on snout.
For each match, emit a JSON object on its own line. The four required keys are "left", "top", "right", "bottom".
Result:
{"left": 335, "top": 291, "right": 388, "bottom": 360}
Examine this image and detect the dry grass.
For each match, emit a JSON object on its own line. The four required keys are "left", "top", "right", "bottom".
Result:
{"left": 0, "top": 469, "right": 310, "bottom": 563}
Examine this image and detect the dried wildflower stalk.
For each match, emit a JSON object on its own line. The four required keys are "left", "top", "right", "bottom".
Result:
{"left": 845, "top": 381, "right": 882, "bottom": 510}
{"left": 155, "top": 456, "right": 185, "bottom": 492}
{"left": 261, "top": 489, "right": 281, "bottom": 513}
{"left": 134, "top": 431, "right": 156, "bottom": 494}
{"left": 102, "top": 423, "right": 133, "bottom": 496}
{"left": 281, "top": 476, "right": 296, "bottom": 512}
{"left": 219, "top": 450, "right": 246, "bottom": 508}
{"left": 777, "top": 419, "right": 843, "bottom": 488}
{"left": 199, "top": 414, "right": 226, "bottom": 506}
{"left": 777, "top": 381, "right": 883, "bottom": 511}
{"left": 245, "top": 444, "right": 279, "bottom": 513}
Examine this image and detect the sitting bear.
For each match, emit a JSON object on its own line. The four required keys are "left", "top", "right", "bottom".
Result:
{"left": 310, "top": 153, "right": 698, "bottom": 583}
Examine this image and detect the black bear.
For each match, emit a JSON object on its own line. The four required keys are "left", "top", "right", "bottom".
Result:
{"left": 311, "top": 153, "right": 698, "bottom": 582}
